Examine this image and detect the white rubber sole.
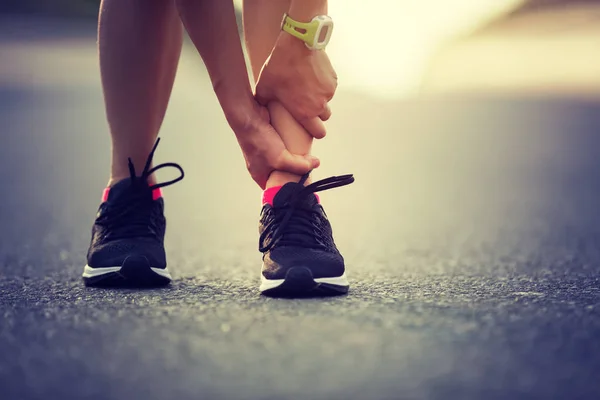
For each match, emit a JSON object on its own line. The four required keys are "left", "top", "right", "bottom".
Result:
{"left": 259, "top": 270, "right": 349, "bottom": 292}
{"left": 82, "top": 264, "right": 172, "bottom": 279}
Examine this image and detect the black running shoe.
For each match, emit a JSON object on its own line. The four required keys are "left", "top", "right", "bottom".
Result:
{"left": 258, "top": 172, "right": 354, "bottom": 297}
{"left": 82, "top": 138, "right": 184, "bottom": 287}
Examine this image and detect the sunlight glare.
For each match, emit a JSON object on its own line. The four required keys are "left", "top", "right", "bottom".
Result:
{"left": 326, "top": 0, "right": 523, "bottom": 97}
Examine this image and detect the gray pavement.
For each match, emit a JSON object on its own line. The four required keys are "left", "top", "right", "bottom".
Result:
{"left": 1, "top": 18, "right": 600, "bottom": 400}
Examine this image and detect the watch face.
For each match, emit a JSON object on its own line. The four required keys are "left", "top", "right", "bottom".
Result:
{"left": 318, "top": 25, "right": 331, "bottom": 44}
{"left": 311, "top": 16, "right": 333, "bottom": 50}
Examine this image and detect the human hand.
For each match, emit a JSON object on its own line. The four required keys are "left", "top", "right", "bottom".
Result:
{"left": 228, "top": 100, "right": 320, "bottom": 189}
{"left": 255, "top": 33, "right": 337, "bottom": 140}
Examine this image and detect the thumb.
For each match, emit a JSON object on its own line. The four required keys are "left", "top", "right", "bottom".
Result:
{"left": 276, "top": 151, "right": 320, "bottom": 176}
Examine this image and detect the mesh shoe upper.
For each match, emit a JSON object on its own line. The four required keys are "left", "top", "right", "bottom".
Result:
{"left": 259, "top": 173, "right": 354, "bottom": 280}
{"left": 86, "top": 138, "right": 184, "bottom": 269}
{"left": 87, "top": 180, "right": 168, "bottom": 268}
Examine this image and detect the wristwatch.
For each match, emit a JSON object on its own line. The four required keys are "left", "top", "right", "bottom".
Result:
{"left": 281, "top": 14, "right": 334, "bottom": 50}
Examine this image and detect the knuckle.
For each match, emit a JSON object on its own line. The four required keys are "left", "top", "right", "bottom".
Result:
{"left": 308, "top": 102, "right": 324, "bottom": 118}
{"left": 319, "top": 99, "right": 328, "bottom": 112}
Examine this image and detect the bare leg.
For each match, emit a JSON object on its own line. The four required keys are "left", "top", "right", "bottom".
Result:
{"left": 98, "top": 0, "right": 183, "bottom": 186}
{"left": 243, "top": 0, "right": 314, "bottom": 187}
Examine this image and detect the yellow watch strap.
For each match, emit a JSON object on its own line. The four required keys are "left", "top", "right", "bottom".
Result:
{"left": 281, "top": 14, "right": 319, "bottom": 47}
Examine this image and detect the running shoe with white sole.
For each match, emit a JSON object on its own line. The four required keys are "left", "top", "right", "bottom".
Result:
{"left": 258, "top": 172, "right": 354, "bottom": 297}
{"left": 82, "top": 138, "right": 184, "bottom": 287}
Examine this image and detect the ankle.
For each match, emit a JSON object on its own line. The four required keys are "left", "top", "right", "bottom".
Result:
{"left": 110, "top": 146, "right": 158, "bottom": 187}
{"left": 266, "top": 171, "right": 311, "bottom": 189}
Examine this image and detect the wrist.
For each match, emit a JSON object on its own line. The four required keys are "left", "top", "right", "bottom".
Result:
{"left": 213, "top": 74, "right": 252, "bottom": 104}
{"left": 214, "top": 81, "right": 255, "bottom": 126}
{"left": 273, "top": 30, "right": 312, "bottom": 62}
{"left": 287, "top": 0, "right": 327, "bottom": 21}
{"left": 222, "top": 96, "right": 264, "bottom": 137}
{"left": 280, "top": 1, "right": 332, "bottom": 52}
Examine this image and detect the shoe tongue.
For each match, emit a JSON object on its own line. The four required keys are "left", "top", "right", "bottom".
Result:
{"left": 272, "top": 182, "right": 318, "bottom": 208}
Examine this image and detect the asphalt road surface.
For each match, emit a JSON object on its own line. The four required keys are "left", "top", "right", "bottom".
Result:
{"left": 1, "top": 18, "right": 600, "bottom": 400}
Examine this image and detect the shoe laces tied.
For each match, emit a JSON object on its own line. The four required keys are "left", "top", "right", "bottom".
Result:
{"left": 96, "top": 138, "right": 184, "bottom": 240}
{"left": 258, "top": 172, "right": 354, "bottom": 252}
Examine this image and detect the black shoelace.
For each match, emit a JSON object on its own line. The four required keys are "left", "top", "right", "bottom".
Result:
{"left": 258, "top": 172, "right": 354, "bottom": 252}
{"left": 96, "top": 138, "right": 184, "bottom": 240}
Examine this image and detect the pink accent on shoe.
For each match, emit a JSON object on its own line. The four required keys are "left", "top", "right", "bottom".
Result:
{"left": 262, "top": 186, "right": 320, "bottom": 205}
{"left": 102, "top": 188, "right": 110, "bottom": 202}
{"left": 101, "top": 186, "right": 163, "bottom": 202}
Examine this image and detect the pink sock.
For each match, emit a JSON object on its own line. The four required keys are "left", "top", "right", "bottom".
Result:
{"left": 262, "top": 186, "right": 320, "bottom": 206}
{"left": 102, "top": 187, "right": 162, "bottom": 202}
